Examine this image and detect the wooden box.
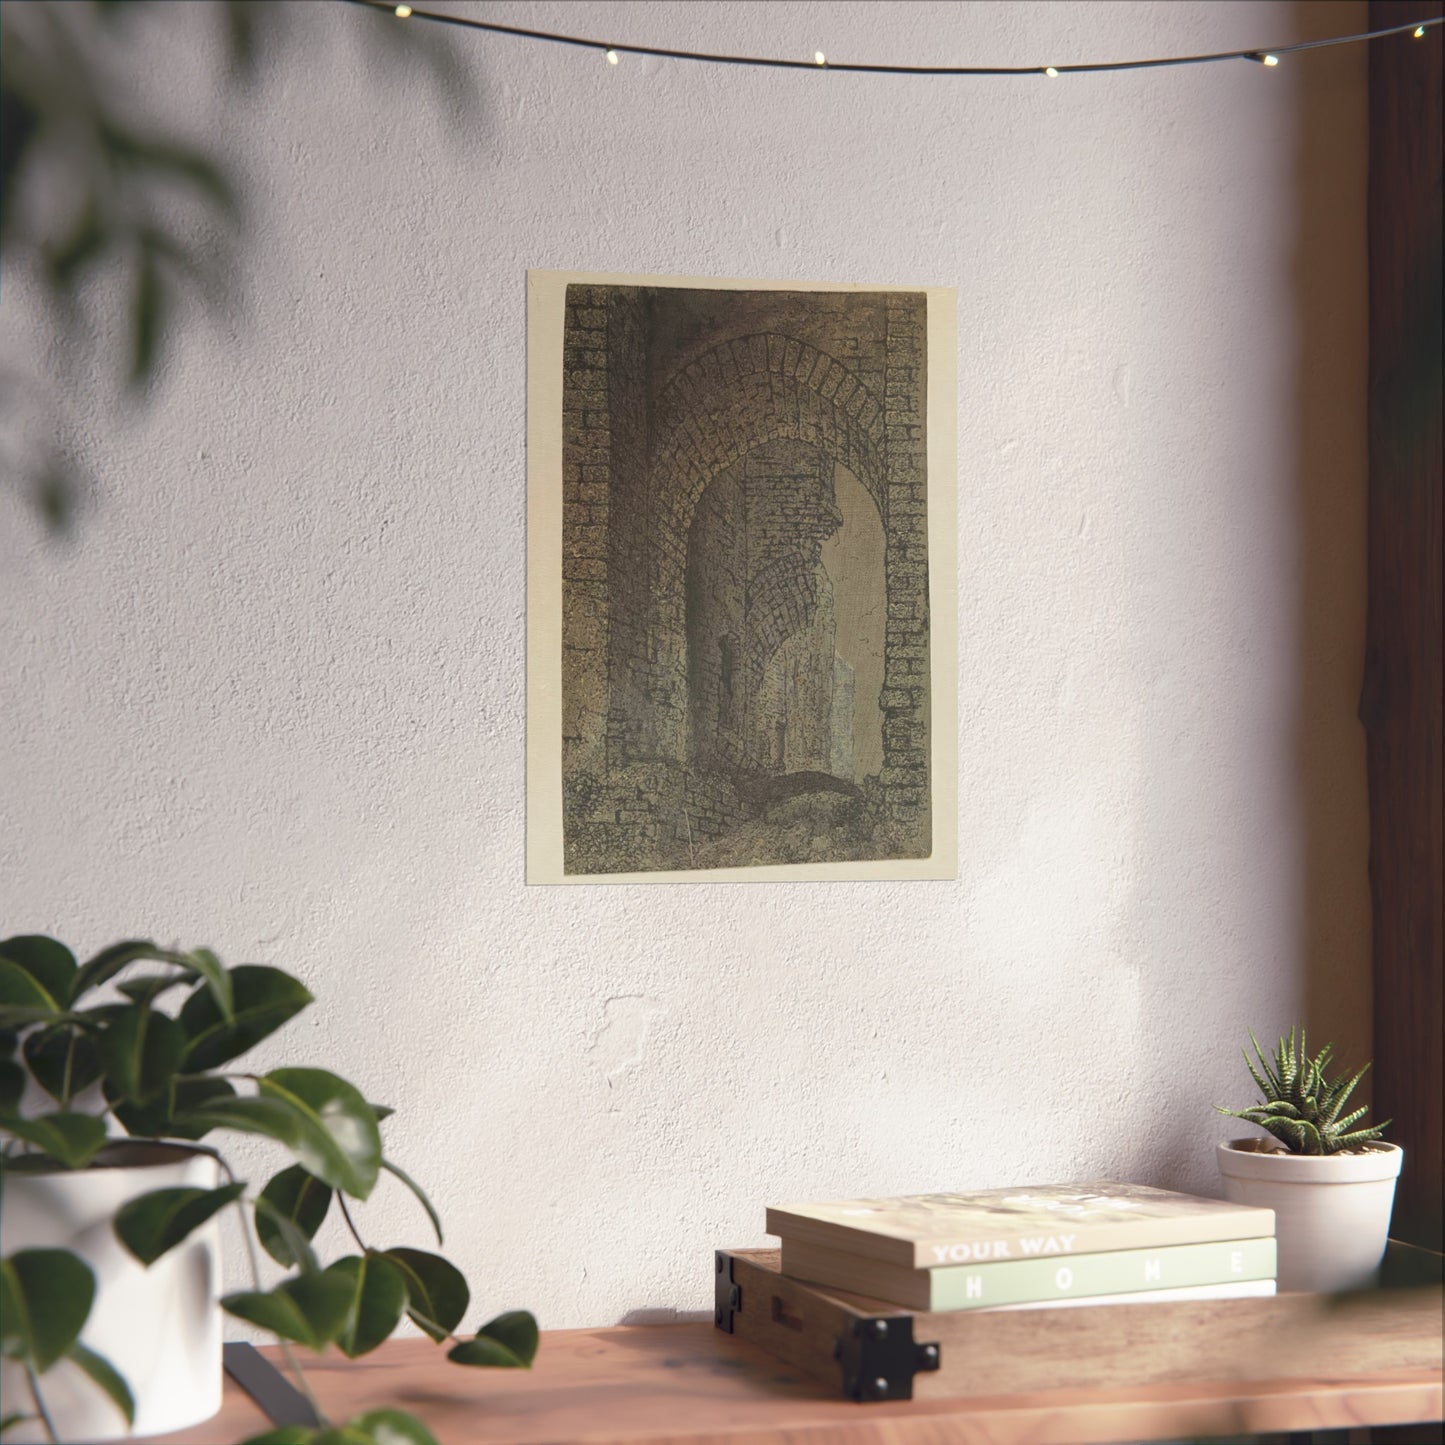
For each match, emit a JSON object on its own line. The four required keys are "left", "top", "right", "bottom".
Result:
{"left": 715, "top": 1242, "right": 1445, "bottom": 1404}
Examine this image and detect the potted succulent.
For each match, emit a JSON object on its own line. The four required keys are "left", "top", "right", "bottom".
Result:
{"left": 0, "top": 934, "right": 537, "bottom": 1444}
{"left": 1215, "top": 1025, "right": 1402, "bottom": 1293}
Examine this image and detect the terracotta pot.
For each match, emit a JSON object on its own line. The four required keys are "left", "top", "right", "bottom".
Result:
{"left": 0, "top": 1141, "right": 224, "bottom": 1441}
{"left": 1216, "top": 1137, "right": 1403, "bottom": 1293}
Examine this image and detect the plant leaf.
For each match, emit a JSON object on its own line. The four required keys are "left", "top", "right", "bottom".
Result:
{"left": 1, "top": 1414, "right": 36, "bottom": 1435}
{"left": 97, "top": 1005, "right": 187, "bottom": 1103}
{"left": 67, "top": 1341, "right": 135, "bottom": 1426}
{"left": 179, "top": 966, "right": 313, "bottom": 1071}
{"left": 223, "top": 1273, "right": 353, "bottom": 1351}
{"left": 23, "top": 1027, "right": 102, "bottom": 1102}
{"left": 107, "top": 1071, "right": 238, "bottom": 1141}
{"left": 182, "top": 948, "right": 233, "bottom": 1022}
{"left": 113, "top": 1182, "right": 245, "bottom": 1265}
{"left": 258, "top": 1070, "right": 381, "bottom": 1200}
{"left": 72, "top": 941, "right": 176, "bottom": 1000}
{"left": 380, "top": 1158, "right": 442, "bottom": 1246}
{"left": 326, "top": 1253, "right": 407, "bottom": 1359}
{"left": 0, "top": 938, "right": 76, "bottom": 1008}
{"left": 0, "top": 960, "right": 60, "bottom": 1027}
{"left": 447, "top": 1310, "right": 538, "bottom": 1369}
{"left": 256, "top": 1165, "right": 332, "bottom": 1268}
{"left": 252, "top": 1196, "right": 321, "bottom": 1277}
{"left": 0, "top": 1060, "right": 25, "bottom": 1114}
{"left": 351, "top": 1408, "right": 441, "bottom": 1445}
{"left": 0, "top": 1248, "right": 95, "bottom": 1371}
{"left": 115, "top": 974, "right": 191, "bottom": 1007}
{"left": 175, "top": 1088, "right": 376, "bottom": 1200}
{"left": 382, "top": 1248, "right": 468, "bottom": 1342}
{"left": 0, "top": 1112, "right": 108, "bottom": 1168}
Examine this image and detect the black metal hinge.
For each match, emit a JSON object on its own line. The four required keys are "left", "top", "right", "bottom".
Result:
{"left": 833, "top": 1313, "right": 941, "bottom": 1401}
{"left": 714, "top": 1250, "right": 742, "bottom": 1332}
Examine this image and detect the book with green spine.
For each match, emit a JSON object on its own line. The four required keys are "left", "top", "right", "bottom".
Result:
{"left": 779, "top": 1234, "right": 1278, "bottom": 1311}
{"left": 766, "top": 1180, "right": 1274, "bottom": 1269}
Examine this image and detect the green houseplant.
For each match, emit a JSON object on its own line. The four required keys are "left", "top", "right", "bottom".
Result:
{"left": 1215, "top": 1026, "right": 1402, "bottom": 1292}
{"left": 0, "top": 934, "right": 536, "bottom": 1444}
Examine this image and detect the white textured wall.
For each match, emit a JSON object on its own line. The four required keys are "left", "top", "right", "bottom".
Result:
{"left": 0, "top": 1, "right": 1369, "bottom": 1330}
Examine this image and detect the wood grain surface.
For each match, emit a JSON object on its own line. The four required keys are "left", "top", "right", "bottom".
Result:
{"left": 145, "top": 1290, "right": 1442, "bottom": 1445}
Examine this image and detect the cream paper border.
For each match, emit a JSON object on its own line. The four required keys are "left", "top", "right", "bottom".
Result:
{"left": 526, "top": 270, "right": 958, "bottom": 884}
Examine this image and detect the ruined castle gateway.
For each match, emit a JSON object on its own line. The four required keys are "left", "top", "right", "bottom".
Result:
{"left": 560, "top": 285, "right": 929, "bottom": 875}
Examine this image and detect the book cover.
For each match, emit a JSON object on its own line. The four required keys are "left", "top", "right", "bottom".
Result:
{"left": 766, "top": 1181, "right": 1275, "bottom": 1269}
{"left": 779, "top": 1234, "right": 1278, "bottom": 1310}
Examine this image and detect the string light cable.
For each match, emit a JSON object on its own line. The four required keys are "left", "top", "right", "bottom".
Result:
{"left": 345, "top": 2, "right": 1440, "bottom": 76}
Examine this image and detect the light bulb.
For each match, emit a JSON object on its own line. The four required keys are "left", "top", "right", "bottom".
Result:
{"left": 1262, "top": 53, "right": 1279, "bottom": 66}
{"left": 1044, "top": 66, "right": 1059, "bottom": 78}
{"left": 1414, "top": 25, "right": 1426, "bottom": 38}
{"left": 814, "top": 51, "right": 826, "bottom": 66}
{"left": 606, "top": 48, "right": 619, "bottom": 65}
{"left": 394, "top": 3, "right": 411, "bottom": 15}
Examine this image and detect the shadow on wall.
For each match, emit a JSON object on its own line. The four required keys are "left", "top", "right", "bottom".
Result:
{"left": 1131, "top": 0, "right": 1373, "bottom": 1194}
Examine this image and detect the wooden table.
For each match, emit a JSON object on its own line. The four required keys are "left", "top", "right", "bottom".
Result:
{"left": 150, "top": 1320, "right": 1444, "bottom": 1445}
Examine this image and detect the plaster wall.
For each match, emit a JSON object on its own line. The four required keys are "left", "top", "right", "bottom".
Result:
{"left": 0, "top": 1, "right": 1371, "bottom": 1329}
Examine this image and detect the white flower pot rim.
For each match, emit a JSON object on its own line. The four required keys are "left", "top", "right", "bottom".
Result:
{"left": 1217, "top": 1137, "right": 1402, "bottom": 1185}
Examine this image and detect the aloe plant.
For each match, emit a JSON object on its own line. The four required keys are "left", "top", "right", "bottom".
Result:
{"left": 1216, "top": 1025, "right": 1391, "bottom": 1156}
{"left": 0, "top": 935, "right": 536, "bottom": 1445}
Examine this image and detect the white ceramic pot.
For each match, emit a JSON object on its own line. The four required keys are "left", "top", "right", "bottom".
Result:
{"left": 1216, "top": 1137, "right": 1403, "bottom": 1293}
{"left": 0, "top": 1141, "right": 224, "bottom": 1442}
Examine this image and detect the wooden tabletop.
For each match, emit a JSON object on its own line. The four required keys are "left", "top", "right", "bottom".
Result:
{"left": 149, "top": 1321, "right": 1444, "bottom": 1445}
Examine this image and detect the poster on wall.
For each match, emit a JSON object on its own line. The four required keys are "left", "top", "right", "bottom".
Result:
{"left": 527, "top": 270, "right": 957, "bottom": 883}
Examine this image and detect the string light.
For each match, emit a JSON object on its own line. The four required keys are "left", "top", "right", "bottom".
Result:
{"left": 339, "top": 2, "right": 1443, "bottom": 78}
{"left": 605, "top": 48, "right": 619, "bottom": 65}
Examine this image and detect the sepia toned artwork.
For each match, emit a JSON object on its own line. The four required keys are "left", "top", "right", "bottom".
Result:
{"left": 527, "top": 272, "right": 957, "bottom": 883}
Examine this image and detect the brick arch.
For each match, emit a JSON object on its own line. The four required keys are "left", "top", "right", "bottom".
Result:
{"left": 621, "top": 336, "right": 891, "bottom": 767}
{"left": 745, "top": 555, "right": 824, "bottom": 676}
{"left": 649, "top": 333, "right": 887, "bottom": 540}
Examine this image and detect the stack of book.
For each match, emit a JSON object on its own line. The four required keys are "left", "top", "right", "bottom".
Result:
{"left": 766, "top": 1181, "right": 1277, "bottom": 1312}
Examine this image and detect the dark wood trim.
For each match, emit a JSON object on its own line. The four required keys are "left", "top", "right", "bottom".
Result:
{"left": 1364, "top": 0, "right": 1443, "bottom": 1273}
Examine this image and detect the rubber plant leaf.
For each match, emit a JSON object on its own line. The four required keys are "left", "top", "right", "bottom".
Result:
{"left": 97, "top": 1005, "right": 187, "bottom": 1103}
{"left": 326, "top": 1253, "right": 407, "bottom": 1359}
{"left": 222, "top": 1272, "right": 354, "bottom": 1351}
{"left": 258, "top": 1069, "right": 381, "bottom": 1200}
{"left": 256, "top": 1165, "right": 333, "bottom": 1268}
{"left": 108, "top": 1074, "right": 238, "bottom": 1142}
{"left": 0, "top": 1058, "right": 25, "bottom": 1113}
{"left": 351, "top": 1409, "right": 441, "bottom": 1445}
{"left": 179, "top": 966, "right": 313, "bottom": 1071}
{"left": 380, "top": 1158, "right": 442, "bottom": 1245}
{"left": 0, "top": 1248, "right": 95, "bottom": 1371}
{"left": 23, "top": 1025, "right": 102, "bottom": 1102}
{"left": 447, "top": 1310, "right": 538, "bottom": 1368}
{"left": 113, "top": 1182, "right": 246, "bottom": 1266}
{"left": 252, "top": 1196, "right": 321, "bottom": 1277}
{"left": 67, "top": 1341, "right": 135, "bottom": 1426}
{"left": 0, "top": 937, "right": 76, "bottom": 1008}
{"left": 0, "top": 959, "right": 60, "bottom": 1029}
{"left": 71, "top": 941, "right": 171, "bottom": 999}
{"left": 0, "top": 1112, "right": 107, "bottom": 1168}
{"left": 381, "top": 1248, "right": 469, "bottom": 1342}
